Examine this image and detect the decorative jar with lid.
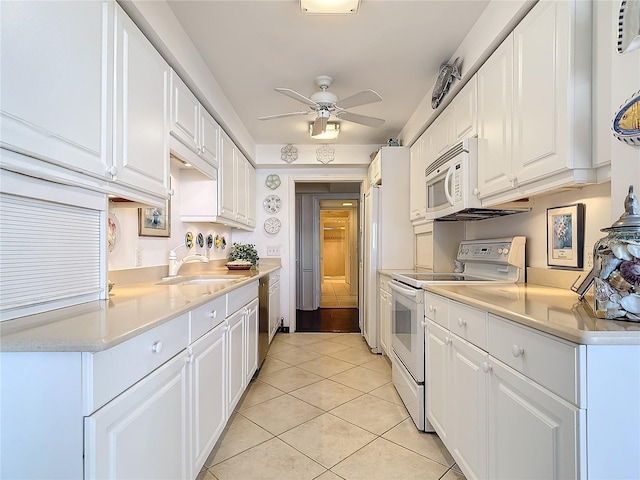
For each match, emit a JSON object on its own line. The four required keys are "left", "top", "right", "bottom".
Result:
{"left": 593, "top": 185, "right": 640, "bottom": 321}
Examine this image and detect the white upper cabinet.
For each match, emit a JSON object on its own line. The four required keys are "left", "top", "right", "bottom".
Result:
{"left": 451, "top": 77, "right": 477, "bottom": 142}
{"left": 477, "top": 37, "right": 514, "bottom": 198}
{"left": 170, "top": 71, "right": 220, "bottom": 178}
{"left": 219, "top": 130, "right": 237, "bottom": 221}
{"left": 235, "top": 151, "right": 248, "bottom": 225}
{"left": 409, "top": 136, "right": 427, "bottom": 222}
{"left": 477, "top": 0, "right": 594, "bottom": 205}
{"left": 246, "top": 164, "right": 256, "bottom": 228}
{"left": 0, "top": 1, "right": 112, "bottom": 179}
{"left": 111, "top": 4, "right": 170, "bottom": 202}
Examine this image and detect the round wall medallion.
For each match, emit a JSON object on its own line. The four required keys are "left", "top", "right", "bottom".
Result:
{"left": 280, "top": 144, "right": 298, "bottom": 163}
{"left": 264, "top": 217, "right": 281, "bottom": 234}
{"left": 316, "top": 145, "right": 335, "bottom": 164}
{"left": 263, "top": 194, "right": 282, "bottom": 213}
{"left": 265, "top": 174, "right": 281, "bottom": 190}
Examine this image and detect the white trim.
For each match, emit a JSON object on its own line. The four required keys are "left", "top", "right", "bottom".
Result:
{"left": 287, "top": 172, "right": 366, "bottom": 332}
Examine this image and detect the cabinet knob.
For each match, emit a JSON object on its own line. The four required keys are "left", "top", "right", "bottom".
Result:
{"left": 511, "top": 344, "right": 525, "bottom": 357}
{"left": 186, "top": 354, "right": 194, "bottom": 364}
{"left": 445, "top": 336, "right": 452, "bottom": 345}
{"left": 428, "top": 305, "right": 436, "bottom": 313}
{"left": 107, "top": 165, "right": 117, "bottom": 177}
{"left": 457, "top": 318, "right": 466, "bottom": 328}
{"left": 210, "top": 310, "right": 217, "bottom": 319}
{"left": 420, "top": 320, "right": 428, "bottom": 328}
{"left": 482, "top": 362, "right": 492, "bottom": 373}
{"left": 151, "top": 341, "right": 163, "bottom": 354}
{"left": 472, "top": 188, "right": 479, "bottom": 196}
{"left": 168, "top": 188, "right": 175, "bottom": 196}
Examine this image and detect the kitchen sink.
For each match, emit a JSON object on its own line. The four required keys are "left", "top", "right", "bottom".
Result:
{"left": 156, "top": 274, "right": 244, "bottom": 286}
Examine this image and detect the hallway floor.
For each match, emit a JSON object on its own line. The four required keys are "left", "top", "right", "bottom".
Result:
{"left": 296, "top": 309, "right": 360, "bottom": 333}
{"left": 320, "top": 277, "right": 358, "bottom": 308}
{"left": 199, "top": 332, "right": 465, "bottom": 480}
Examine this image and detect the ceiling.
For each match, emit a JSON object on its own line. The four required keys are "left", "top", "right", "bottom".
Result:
{"left": 165, "top": 0, "right": 490, "bottom": 146}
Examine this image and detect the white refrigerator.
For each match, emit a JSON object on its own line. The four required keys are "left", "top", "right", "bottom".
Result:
{"left": 360, "top": 147, "right": 414, "bottom": 352}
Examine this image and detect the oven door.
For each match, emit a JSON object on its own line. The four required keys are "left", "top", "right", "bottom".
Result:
{"left": 389, "top": 280, "right": 425, "bottom": 383}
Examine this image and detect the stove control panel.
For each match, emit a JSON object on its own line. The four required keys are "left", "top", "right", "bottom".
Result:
{"left": 457, "top": 237, "right": 526, "bottom": 267}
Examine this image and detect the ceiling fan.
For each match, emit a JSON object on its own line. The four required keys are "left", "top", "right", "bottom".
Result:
{"left": 258, "top": 75, "right": 385, "bottom": 136}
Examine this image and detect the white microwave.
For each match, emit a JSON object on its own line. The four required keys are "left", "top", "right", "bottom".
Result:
{"left": 425, "top": 138, "right": 480, "bottom": 220}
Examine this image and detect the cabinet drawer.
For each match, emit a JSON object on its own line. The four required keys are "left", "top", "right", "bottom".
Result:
{"left": 425, "top": 293, "right": 449, "bottom": 328}
{"left": 190, "top": 294, "right": 226, "bottom": 343}
{"left": 227, "top": 281, "right": 258, "bottom": 314}
{"left": 82, "top": 314, "right": 189, "bottom": 414}
{"left": 488, "top": 314, "right": 582, "bottom": 405}
{"left": 449, "top": 301, "right": 487, "bottom": 350}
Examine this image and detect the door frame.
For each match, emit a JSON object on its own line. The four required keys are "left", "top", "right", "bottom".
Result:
{"left": 289, "top": 174, "right": 366, "bottom": 332}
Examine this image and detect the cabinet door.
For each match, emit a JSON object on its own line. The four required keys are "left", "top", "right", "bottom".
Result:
{"left": 451, "top": 335, "right": 489, "bottom": 480}
{"left": 512, "top": 1, "right": 571, "bottom": 184}
{"left": 425, "top": 320, "right": 451, "bottom": 442}
{"left": 245, "top": 299, "right": 259, "bottom": 384}
{"left": 169, "top": 71, "right": 200, "bottom": 154}
{"left": 112, "top": 5, "right": 170, "bottom": 199}
{"left": 430, "top": 113, "right": 452, "bottom": 160}
{"left": 477, "top": 36, "right": 514, "bottom": 198}
{"left": 190, "top": 322, "right": 226, "bottom": 476}
{"left": 0, "top": 1, "right": 112, "bottom": 179}
{"left": 268, "top": 280, "right": 281, "bottom": 342}
{"left": 488, "top": 359, "right": 580, "bottom": 480}
{"left": 409, "top": 137, "right": 426, "bottom": 221}
{"left": 378, "top": 289, "right": 389, "bottom": 356}
{"left": 227, "top": 308, "right": 245, "bottom": 415}
{"left": 246, "top": 162, "right": 256, "bottom": 227}
{"left": 200, "top": 109, "right": 220, "bottom": 169}
{"left": 235, "top": 152, "right": 248, "bottom": 224}
{"left": 85, "top": 351, "right": 190, "bottom": 480}
{"left": 219, "top": 131, "right": 236, "bottom": 220}
{"left": 452, "top": 77, "right": 477, "bottom": 141}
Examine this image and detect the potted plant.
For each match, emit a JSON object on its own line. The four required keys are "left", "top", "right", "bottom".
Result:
{"left": 226, "top": 242, "right": 259, "bottom": 269}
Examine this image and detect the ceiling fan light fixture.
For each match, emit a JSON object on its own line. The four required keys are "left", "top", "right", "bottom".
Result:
{"left": 300, "top": 0, "right": 360, "bottom": 15}
{"left": 310, "top": 122, "right": 340, "bottom": 140}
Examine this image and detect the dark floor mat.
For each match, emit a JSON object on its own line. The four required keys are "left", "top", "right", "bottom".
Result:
{"left": 296, "top": 308, "right": 360, "bottom": 333}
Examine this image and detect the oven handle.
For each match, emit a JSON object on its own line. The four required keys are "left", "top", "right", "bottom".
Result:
{"left": 389, "top": 280, "right": 419, "bottom": 297}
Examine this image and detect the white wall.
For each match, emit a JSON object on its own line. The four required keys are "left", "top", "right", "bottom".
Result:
{"left": 465, "top": 182, "right": 611, "bottom": 270}
{"left": 108, "top": 162, "right": 232, "bottom": 271}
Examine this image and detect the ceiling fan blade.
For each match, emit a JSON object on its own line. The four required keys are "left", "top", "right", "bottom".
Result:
{"left": 258, "top": 111, "right": 311, "bottom": 120}
{"left": 275, "top": 88, "right": 318, "bottom": 107}
{"left": 312, "top": 116, "right": 328, "bottom": 136}
{"left": 337, "top": 111, "right": 385, "bottom": 128}
{"left": 336, "top": 89, "right": 382, "bottom": 109}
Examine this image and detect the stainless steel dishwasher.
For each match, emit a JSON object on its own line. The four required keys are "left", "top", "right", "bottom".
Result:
{"left": 257, "top": 275, "right": 270, "bottom": 369}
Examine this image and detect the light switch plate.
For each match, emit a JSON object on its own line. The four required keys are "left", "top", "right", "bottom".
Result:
{"left": 267, "top": 245, "right": 280, "bottom": 256}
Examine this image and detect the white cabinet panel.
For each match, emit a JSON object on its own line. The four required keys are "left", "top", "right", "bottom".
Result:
{"left": 170, "top": 72, "right": 200, "bottom": 153}
{"left": 190, "top": 321, "right": 227, "bottom": 476}
{"left": 85, "top": 350, "right": 190, "bottom": 480}
{"left": 200, "top": 109, "right": 220, "bottom": 169}
{"left": 269, "top": 274, "right": 281, "bottom": 342}
{"left": 235, "top": 151, "right": 248, "bottom": 224}
{"left": 409, "top": 137, "right": 426, "bottom": 222}
{"left": 227, "top": 308, "right": 245, "bottom": 415}
{"left": 0, "top": 1, "right": 112, "bottom": 179}
{"left": 219, "top": 130, "right": 236, "bottom": 220}
{"left": 477, "top": 36, "right": 514, "bottom": 198}
{"left": 112, "top": 4, "right": 170, "bottom": 200}
{"left": 451, "top": 77, "right": 477, "bottom": 142}
{"left": 246, "top": 163, "right": 256, "bottom": 227}
{"left": 245, "top": 299, "right": 259, "bottom": 384}
{"left": 425, "top": 320, "right": 451, "bottom": 442}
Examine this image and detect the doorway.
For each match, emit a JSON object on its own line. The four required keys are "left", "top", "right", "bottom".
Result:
{"left": 294, "top": 183, "right": 361, "bottom": 332}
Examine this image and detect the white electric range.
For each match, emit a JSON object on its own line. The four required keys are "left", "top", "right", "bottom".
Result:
{"left": 389, "top": 237, "right": 526, "bottom": 430}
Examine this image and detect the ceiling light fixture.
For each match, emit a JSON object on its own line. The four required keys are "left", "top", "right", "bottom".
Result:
{"left": 342, "top": 202, "right": 353, "bottom": 206}
{"left": 310, "top": 122, "right": 340, "bottom": 140}
{"left": 300, "top": 0, "right": 360, "bottom": 15}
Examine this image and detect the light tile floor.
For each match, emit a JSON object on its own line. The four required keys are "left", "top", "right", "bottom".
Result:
{"left": 199, "top": 332, "right": 466, "bottom": 480}
{"left": 320, "top": 277, "right": 358, "bottom": 308}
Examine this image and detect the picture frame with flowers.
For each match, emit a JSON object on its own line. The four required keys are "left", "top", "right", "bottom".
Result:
{"left": 546, "top": 203, "right": 585, "bottom": 269}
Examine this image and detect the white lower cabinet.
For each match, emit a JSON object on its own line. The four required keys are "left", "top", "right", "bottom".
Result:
{"left": 189, "top": 321, "right": 227, "bottom": 477}
{"left": 425, "top": 293, "right": 582, "bottom": 480}
{"left": 85, "top": 350, "right": 190, "bottom": 480}
{"left": 268, "top": 272, "right": 281, "bottom": 342}
{"left": 226, "top": 306, "right": 246, "bottom": 416}
{"left": 245, "top": 298, "right": 259, "bottom": 385}
{"left": 378, "top": 274, "right": 392, "bottom": 356}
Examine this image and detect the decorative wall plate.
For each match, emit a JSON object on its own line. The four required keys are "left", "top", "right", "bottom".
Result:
{"left": 263, "top": 194, "right": 282, "bottom": 213}
{"left": 107, "top": 213, "right": 120, "bottom": 252}
{"left": 617, "top": 0, "right": 640, "bottom": 54}
{"left": 316, "top": 145, "right": 335, "bottom": 164}
{"left": 196, "top": 232, "right": 204, "bottom": 248}
{"left": 612, "top": 90, "right": 640, "bottom": 146}
{"left": 206, "top": 234, "right": 214, "bottom": 249}
{"left": 264, "top": 217, "right": 281, "bottom": 234}
{"left": 265, "top": 174, "right": 281, "bottom": 190}
{"left": 431, "top": 57, "right": 462, "bottom": 109}
{"left": 281, "top": 144, "right": 298, "bottom": 163}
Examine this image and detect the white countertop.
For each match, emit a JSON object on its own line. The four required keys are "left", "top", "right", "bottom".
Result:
{"left": 424, "top": 283, "right": 640, "bottom": 345}
{"left": 0, "top": 266, "right": 280, "bottom": 353}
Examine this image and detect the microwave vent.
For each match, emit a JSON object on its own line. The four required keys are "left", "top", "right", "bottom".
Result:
{"left": 425, "top": 141, "right": 467, "bottom": 177}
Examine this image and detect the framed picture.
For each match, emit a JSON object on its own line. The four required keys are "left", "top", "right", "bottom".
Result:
{"left": 546, "top": 203, "right": 585, "bottom": 269}
{"left": 138, "top": 199, "right": 171, "bottom": 237}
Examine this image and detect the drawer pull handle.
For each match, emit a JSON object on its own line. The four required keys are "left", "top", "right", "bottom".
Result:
{"left": 457, "top": 318, "right": 466, "bottom": 328}
{"left": 210, "top": 310, "right": 217, "bottom": 319}
{"left": 482, "top": 362, "right": 492, "bottom": 373}
{"left": 151, "top": 341, "right": 163, "bottom": 354}
{"left": 511, "top": 344, "right": 524, "bottom": 357}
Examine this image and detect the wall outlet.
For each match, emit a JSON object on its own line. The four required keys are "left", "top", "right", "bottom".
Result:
{"left": 267, "top": 245, "right": 280, "bottom": 256}
{"left": 135, "top": 248, "right": 142, "bottom": 267}
{"left": 585, "top": 245, "right": 594, "bottom": 269}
